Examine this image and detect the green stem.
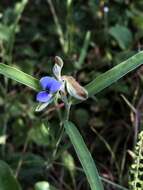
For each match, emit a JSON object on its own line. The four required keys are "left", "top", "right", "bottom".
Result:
{"left": 47, "top": 0, "right": 67, "bottom": 54}
{"left": 54, "top": 94, "right": 63, "bottom": 124}
{"left": 15, "top": 137, "right": 29, "bottom": 178}
{"left": 52, "top": 97, "right": 71, "bottom": 159}
{"left": 65, "top": 101, "right": 71, "bottom": 121}
{"left": 52, "top": 126, "right": 65, "bottom": 159}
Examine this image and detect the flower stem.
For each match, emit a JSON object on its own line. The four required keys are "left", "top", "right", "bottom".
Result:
{"left": 54, "top": 94, "right": 63, "bottom": 124}
{"left": 65, "top": 101, "right": 71, "bottom": 121}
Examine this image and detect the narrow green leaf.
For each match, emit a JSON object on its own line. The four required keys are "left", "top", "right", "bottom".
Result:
{"left": 0, "top": 24, "right": 11, "bottom": 41}
{"left": 0, "top": 160, "right": 22, "bottom": 190}
{"left": 75, "top": 31, "right": 91, "bottom": 69}
{"left": 0, "top": 63, "right": 40, "bottom": 91}
{"left": 85, "top": 51, "right": 143, "bottom": 97}
{"left": 64, "top": 121, "right": 104, "bottom": 190}
{"left": 14, "top": 0, "right": 28, "bottom": 18}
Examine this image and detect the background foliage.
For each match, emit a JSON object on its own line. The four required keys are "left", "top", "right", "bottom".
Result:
{"left": 1, "top": 0, "right": 143, "bottom": 189}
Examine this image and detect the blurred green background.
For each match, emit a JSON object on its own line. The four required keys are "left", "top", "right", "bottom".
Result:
{"left": 0, "top": 0, "right": 143, "bottom": 189}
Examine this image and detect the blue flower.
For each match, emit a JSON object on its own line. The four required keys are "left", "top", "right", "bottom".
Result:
{"left": 36, "top": 76, "right": 62, "bottom": 102}
{"left": 36, "top": 56, "right": 88, "bottom": 107}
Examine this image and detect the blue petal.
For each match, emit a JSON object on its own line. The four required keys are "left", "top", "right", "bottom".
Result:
{"left": 36, "top": 91, "right": 52, "bottom": 102}
{"left": 40, "top": 76, "right": 56, "bottom": 90}
{"left": 50, "top": 80, "right": 62, "bottom": 93}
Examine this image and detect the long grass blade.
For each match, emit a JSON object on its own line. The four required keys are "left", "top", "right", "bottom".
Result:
{"left": 64, "top": 120, "right": 104, "bottom": 190}
{"left": 75, "top": 31, "right": 91, "bottom": 69}
{"left": 85, "top": 51, "right": 143, "bottom": 96}
{"left": 0, "top": 63, "right": 40, "bottom": 91}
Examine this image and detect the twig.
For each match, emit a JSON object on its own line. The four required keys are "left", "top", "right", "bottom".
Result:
{"left": 47, "top": 0, "right": 67, "bottom": 53}
{"left": 15, "top": 137, "right": 29, "bottom": 178}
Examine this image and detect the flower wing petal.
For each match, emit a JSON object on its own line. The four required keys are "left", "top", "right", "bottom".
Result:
{"left": 50, "top": 80, "right": 62, "bottom": 93}
{"left": 36, "top": 91, "right": 52, "bottom": 102}
{"left": 40, "top": 76, "right": 56, "bottom": 90}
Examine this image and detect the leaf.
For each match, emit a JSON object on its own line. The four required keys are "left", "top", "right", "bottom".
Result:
{"left": 14, "top": 0, "right": 28, "bottom": 17}
{"left": 109, "top": 24, "right": 133, "bottom": 49}
{"left": 35, "top": 181, "right": 57, "bottom": 190}
{"left": 28, "top": 123, "right": 51, "bottom": 146}
{"left": 75, "top": 31, "right": 91, "bottom": 69}
{"left": 64, "top": 121, "right": 104, "bottom": 190}
{"left": 0, "top": 160, "right": 21, "bottom": 190}
{"left": 0, "top": 63, "right": 40, "bottom": 91}
{"left": 85, "top": 51, "right": 143, "bottom": 97}
{"left": 0, "top": 24, "right": 11, "bottom": 41}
